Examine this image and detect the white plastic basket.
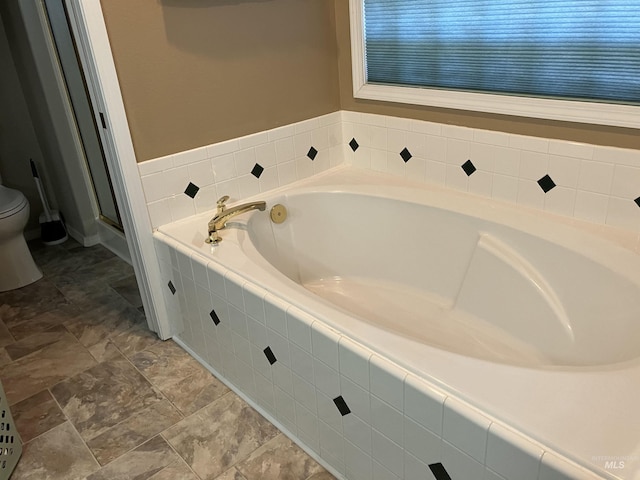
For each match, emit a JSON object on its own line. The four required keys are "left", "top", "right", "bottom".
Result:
{"left": 0, "top": 382, "right": 22, "bottom": 480}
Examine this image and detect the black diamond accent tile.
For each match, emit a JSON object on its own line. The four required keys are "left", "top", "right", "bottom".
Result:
{"left": 251, "top": 163, "right": 264, "bottom": 178}
{"left": 333, "top": 395, "right": 351, "bottom": 416}
{"left": 349, "top": 138, "right": 359, "bottom": 152}
{"left": 263, "top": 346, "right": 277, "bottom": 365}
{"left": 400, "top": 147, "right": 412, "bottom": 163}
{"left": 634, "top": 196, "right": 640, "bottom": 208}
{"left": 461, "top": 159, "right": 476, "bottom": 176}
{"left": 168, "top": 281, "right": 176, "bottom": 295}
{"left": 184, "top": 182, "right": 200, "bottom": 198}
{"left": 307, "top": 146, "right": 318, "bottom": 160}
{"left": 429, "top": 462, "right": 452, "bottom": 480}
{"left": 209, "top": 308, "right": 221, "bottom": 326}
{"left": 537, "top": 174, "right": 556, "bottom": 193}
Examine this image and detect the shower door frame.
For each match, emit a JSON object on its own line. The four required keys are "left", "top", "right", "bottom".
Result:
{"left": 63, "top": 0, "right": 171, "bottom": 339}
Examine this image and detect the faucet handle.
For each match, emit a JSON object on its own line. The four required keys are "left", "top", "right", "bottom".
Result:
{"left": 216, "top": 195, "right": 230, "bottom": 213}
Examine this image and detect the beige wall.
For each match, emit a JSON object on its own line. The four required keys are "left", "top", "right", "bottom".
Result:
{"left": 334, "top": 1, "right": 640, "bottom": 151}
{"left": 100, "top": 0, "right": 341, "bottom": 162}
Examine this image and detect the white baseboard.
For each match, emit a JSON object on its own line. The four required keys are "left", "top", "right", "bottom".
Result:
{"left": 97, "top": 220, "right": 131, "bottom": 264}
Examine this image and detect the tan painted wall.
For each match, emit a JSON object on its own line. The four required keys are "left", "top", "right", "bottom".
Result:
{"left": 100, "top": 0, "right": 340, "bottom": 162}
{"left": 334, "top": 1, "right": 640, "bottom": 150}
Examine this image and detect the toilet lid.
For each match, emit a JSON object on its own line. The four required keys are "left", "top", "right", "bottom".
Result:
{"left": 0, "top": 185, "right": 27, "bottom": 218}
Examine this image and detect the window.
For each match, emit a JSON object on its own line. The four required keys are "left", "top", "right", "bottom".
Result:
{"left": 349, "top": 0, "right": 640, "bottom": 128}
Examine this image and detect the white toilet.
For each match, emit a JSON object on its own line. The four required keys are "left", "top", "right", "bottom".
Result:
{"left": 0, "top": 184, "right": 42, "bottom": 292}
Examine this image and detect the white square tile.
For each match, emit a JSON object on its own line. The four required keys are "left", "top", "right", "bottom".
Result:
{"left": 517, "top": 179, "right": 545, "bottom": 210}
{"left": 246, "top": 316, "right": 267, "bottom": 347}
{"left": 194, "top": 184, "right": 218, "bottom": 214}
{"left": 190, "top": 254, "right": 209, "bottom": 289}
{"left": 208, "top": 138, "right": 239, "bottom": 157}
{"left": 442, "top": 397, "right": 491, "bottom": 463}
{"left": 188, "top": 159, "right": 215, "bottom": 187}
{"left": 212, "top": 153, "right": 237, "bottom": 183}
{"left": 277, "top": 161, "right": 297, "bottom": 186}
{"left": 486, "top": 423, "right": 543, "bottom": 480}
{"left": 474, "top": 129, "right": 510, "bottom": 147}
{"left": 574, "top": 191, "right": 609, "bottom": 224}
{"left": 314, "top": 358, "right": 340, "bottom": 397}
{"left": 509, "top": 134, "right": 549, "bottom": 153}
{"left": 266, "top": 328, "right": 290, "bottom": 367}
{"left": 386, "top": 151, "right": 405, "bottom": 177}
{"left": 268, "top": 124, "right": 295, "bottom": 141}
{"left": 404, "top": 452, "right": 435, "bottom": 480}
{"left": 292, "top": 373, "right": 317, "bottom": 412}
{"left": 519, "top": 151, "right": 550, "bottom": 180}
{"left": 404, "top": 416, "right": 441, "bottom": 467}
{"left": 425, "top": 135, "right": 447, "bottom": 161}
{"left": 254, "top": 373, "right": 275, "bottom": 412}
{"left": 544, "top": 186, "right": 576, "bottom": 217}
{"left": 287, "top": 307, "right": 314, "bottom": 352}
{"left": 139, "top": 155, "right": 172, "bottom": 175}
{"left": 213, "top": 178, "right": 239, "bottom": 203}
{"left": 611, "top": 165, "right": 640, "bottom": 199}
{"left": 250, "top": 344, "right": 273, "bottom": 379}
{"left": 469, "top": 143, "right": 497, "bottom": 172}
{"left": 386, "top": 115, "right": 412, "bottom": 131}
{"left": 175, "top": 245, "right": 193, "bottom": 278}
{"left": 371, "top": 396, "right": 403, "bottom": 446}
{"left": 548, "top": 155, "right": 580, "bottom": 188}
{"left": 404, "top": 375, "right": 446, "bottom": 435}
{"left": 606, "top": 196, "right": 640, "bottom": 231}
{"left": 445, "top": 163, "right": 469, "bottom": 191}
{"left": 468, "top": 170, "right": 493, "bottom": 198}
{"left": 372, "top": 460, "right": 401, "bottom": 480}
{"left": 168, "top": 194, "right": 196, "bottom": 222}
{"left": 577, "top": 160, "right": 614, "bottom": 195}
{"left": 239, "top": 131, "right": 268, "bottom": 149}
{"left": 446, "top": 138, "right": 471, "bottom": 165}
{"left": 274, "top": 386, "right": 296, "bottom": 424}
{"left": 339, "top": 337, "right": 371, "bottom": 389}
{"left": 425, "top": 160, "right": 446, "bottom": 185}
{"left": 483, "top": 467, "right": 507, "bottom": 480}
{"left": 231, "top": 332, "right": 252, "bottom": 367}
{"left": 319, "top": 420, "right": 345, "bottom": 465}
{"left": 491, "top": 174, "right": 519, "bottom": 204}
{"left": 343, "top": 411, "right": 372, "bottom": 454}
{"left": 223, "top": 271, "right": 245, "bottom": 310}
{"left": 295, "top": 117, "right": 319, "bottom": 134}
{"left": 234, "top": 147, "right": 257, "bottom": 177}
{"left": 371, "top": 149, "right": 388, "bottom": 172}
{"left": 275, "top": 137, "right": 295, "bottom": 164}
{"left": 549, "top": 140, "right": 594, "bottom": 160}
{"left": 173, "top": 145, "right": 208, "bottom": 167}
{"left": 147, "top": 199, "right": 172, "bottom": 229}
{"left": 317, "top": 392, "right": 344, "bottom": 434}
{"left": 370, "top": 355, "right": 406, "bottom": 411}
{"left": 264, "top": 294, "right": 288, "bottom": 337}
{"left": 290, "top": 343, "right": 314, "bottom": 380}
{"left": 207, "top": 265, "right": 226, "bottom": 297}
{"left": 345, "top": 440, "right": 373, "bottom": 480}
{"left": 242, "top": 282, "right": 266, "bottom": 323}
{"left": 141, "top": 172, "right": 168, "bottom": 203}
{"left": 371, "top": 429, "right": 403, "bottom": 478}
{"left": 442, "top": 125, "right": 474, "bottom": 141}
{"left": 237, "top": 174, "right": 261, "bottom": 200}
{"left": 295, "top": 402, "right": 319, "bottom": 439}
{"left": 227, "top": 305, "right": 249, "bottom": 339}
{"left": 593, "top": 145, "right": 640, "bottom": 167}
{"left": 340, "top": 376, "right": 370, "bottom": 423}
{"left": 441, "top": 440, "right": 485, "bottom": 480}
{"left": 255, "top": 142, "right": 277, "bottom": 168}
{"left": 411, "top": 119, "right": 441, "bottom": 136}
{"left": 259, "top": 166, "right": 280, "bottom": 193}
{"left": 312, "top": 322, "right": 340, "bottom": 370}
{"left": 272, "top": 363, "right": 293, "bottom": 395}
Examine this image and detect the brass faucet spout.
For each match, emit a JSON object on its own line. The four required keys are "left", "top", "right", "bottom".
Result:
{"left": 206, "top": 199, "right": 266, "bottom": 244}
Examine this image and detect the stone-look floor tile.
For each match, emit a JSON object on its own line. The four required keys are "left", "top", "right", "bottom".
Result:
{"left": 5, "top": 325, "right": 70, "bottom": 361}
{"left": 41, "top": 244, "right": 115, "bottom": 277}
{"left": 64, "top": 292, "right": 146, "bottom": 349}
{"left": 1, "top": 333, "right": 96, "bottom": 405}
{"left": 10, "top": 422, "right": 100, "bottom": 480}
{"left": 0, "top": 279, "right": 69, "bottom": 327}
{"left": 215, "top": 467, "right": 248, "bottom": 480}
{"left": 86, "top": 339, "right": 122, "bottom": 363}
{"left": 110, "top": 323, "right": 160, "bottom": 359}
{"left": 28, "top": 242, "right": 72, "bottom": 269}
{"left": 0, "top": 319, "right": 14, "bottom": 347}
{"left": 72, "top": 257, "right": 134, "bottom": 287}
{"left": 110, "top": 274, "right": 143, "bottom": 308}
{"left": 164, "top": 392, "right": 280, "bottom": 480}
{"left": 131, "top": 340, "right": 229, "bottom": 415}
{"left": 86, "top": 435, "right": 177, "bottom": 480}
{"left": 236, "top": 434, "right": 327, "bottom": 480}
{"left": 148, "top": 459, "right": 200, "bottom": 480}
{"left": 0, "top": 347, "right": 10, "bottom": 367}
{"left": 51, "top": 353, "right": 164, "bottom": 441}
{"left": 87, "top": 399, "right": 182, "bottom": 466}
{"left": 8, "top": 304, "right": 82, "bottom": 341}
{"left": 11, "top": 389, "right": 67, "bottom": 443}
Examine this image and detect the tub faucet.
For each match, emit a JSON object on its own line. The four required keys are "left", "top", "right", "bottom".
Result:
{"left": 206, "top": 195, "right": 266, "bottom": 244}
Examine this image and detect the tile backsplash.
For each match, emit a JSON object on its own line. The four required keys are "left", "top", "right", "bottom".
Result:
{"left": 138, "top": 111, "right": 640, "bottom": 234}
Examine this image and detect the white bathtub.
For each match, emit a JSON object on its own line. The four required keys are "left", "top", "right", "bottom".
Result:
{"left": 157, "top": 166, "right": 640, "bottom": 480}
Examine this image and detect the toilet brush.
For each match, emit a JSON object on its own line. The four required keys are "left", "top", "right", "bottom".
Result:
{"left": 30, "top": 159, "right": 68, "bottom": 245}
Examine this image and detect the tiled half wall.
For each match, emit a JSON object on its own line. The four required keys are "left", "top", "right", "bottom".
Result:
{"left": 153, "top": 234, "right": 606, "bottom": 480}
{"left": 139, "top": 111, "right": 640, "bottom": 238}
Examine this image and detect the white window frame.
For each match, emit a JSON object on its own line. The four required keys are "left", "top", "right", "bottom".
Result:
{"left": 349, "top": 0, "right": 640, "bottom": 129}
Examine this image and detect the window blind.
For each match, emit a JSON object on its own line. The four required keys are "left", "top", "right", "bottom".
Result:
{"left": 363, "top": 0, "right": 640, "bottom": 105}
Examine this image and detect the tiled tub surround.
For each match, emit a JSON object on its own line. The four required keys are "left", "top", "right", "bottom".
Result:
{"left": 153, "top": 168, "right": 640, "bottom": 480}
{"left": 139, "top": 111, "right": 640, "bottom": 243}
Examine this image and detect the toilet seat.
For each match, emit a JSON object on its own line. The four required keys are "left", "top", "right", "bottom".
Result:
{"left": 0, "top": 186, "right": 28, "bottom": 219}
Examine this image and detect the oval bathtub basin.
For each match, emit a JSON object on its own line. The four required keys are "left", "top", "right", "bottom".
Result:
{"left": 242, "top": 181, "right": 640, "bottom": 369}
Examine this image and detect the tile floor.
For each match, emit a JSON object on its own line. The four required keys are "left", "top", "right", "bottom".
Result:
{"left": 0, "top": 239, "right": 335, "bottom": 480}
